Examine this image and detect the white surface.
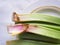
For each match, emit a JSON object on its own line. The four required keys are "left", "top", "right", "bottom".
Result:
{"left": 0, "top": 0, "right": 60, "bottom": 45}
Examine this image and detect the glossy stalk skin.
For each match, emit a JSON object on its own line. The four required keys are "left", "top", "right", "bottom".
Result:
{"left": 18, "top": 32, "right": 60, "bottom": 44}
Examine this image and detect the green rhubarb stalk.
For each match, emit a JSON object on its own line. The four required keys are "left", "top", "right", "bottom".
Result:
{"left": 27, "top": 24, "right": 60, "bottom": 40}
{"left": 18, "top": 32, "right": 60, "bottom": 44}
{"left": 26, "top": 23, "right": 60, "bottom": 31}
{"left": 7, "top": 40, "right": 57, "bottom": 45}
{"left": 38, "top": 24, "right": 60, "bottom": 31}
{"left": 18, "top": 13, "right": 60, "bottom": 25}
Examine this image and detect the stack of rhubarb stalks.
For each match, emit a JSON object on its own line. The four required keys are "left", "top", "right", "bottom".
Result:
{"left": 7, "top": 12, "right": 60, "bottom": 45}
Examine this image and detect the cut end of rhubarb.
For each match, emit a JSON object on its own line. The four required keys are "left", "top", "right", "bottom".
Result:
{"left": 7, "top": 24, "right": 28, "bottom": 36}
